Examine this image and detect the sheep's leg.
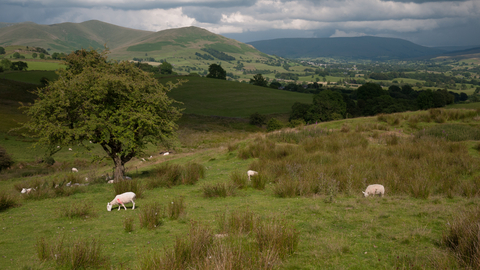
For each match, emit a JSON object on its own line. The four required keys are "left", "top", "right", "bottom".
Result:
{"left": 132, "top": 201, "right": 135, "bottom": 210}
{"left": 121, "top": 203, "right": 127, "bottom": 210}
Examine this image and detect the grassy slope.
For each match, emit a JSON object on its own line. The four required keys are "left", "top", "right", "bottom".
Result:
{"left": 1, "top": 109, "right": 480, "bottom": 269}
{"left": 162, "top": 76, "right": 313, "bottom": 117}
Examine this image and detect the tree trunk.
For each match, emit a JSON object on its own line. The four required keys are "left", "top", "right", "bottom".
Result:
{"left": 113, "top": 155, "right": 124, "bottom": 181}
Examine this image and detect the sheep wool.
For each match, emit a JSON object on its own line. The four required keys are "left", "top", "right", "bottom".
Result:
{"left": 107, "top": 192, "right": 136, "bottom": 211}
{"left": 362, "top": 184, "right": 385, "bottom": 197}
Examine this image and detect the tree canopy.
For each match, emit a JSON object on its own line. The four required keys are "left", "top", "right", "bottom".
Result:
{"left": 250, "top": 73, "right": 268, "bottom": 87}
{"left": 206, "top": 64, "right": 226, "bottom": 80}
{"left": 21, "top": 49, "right": 184, "bottom": 180}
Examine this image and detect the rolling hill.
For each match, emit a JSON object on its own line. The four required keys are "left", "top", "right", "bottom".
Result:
{"left": 0, "top": 20, "right": 266, "bottom": 61}
{"left": 247, "top": 36, "right": 446, "bottom": 60}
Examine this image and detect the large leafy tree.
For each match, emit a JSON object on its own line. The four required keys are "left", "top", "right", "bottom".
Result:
{"left": 206, "top": 63, "right": 226, "bottom": 80}
{"left": 22, "top": 49, "right": 183, "bottom": 180}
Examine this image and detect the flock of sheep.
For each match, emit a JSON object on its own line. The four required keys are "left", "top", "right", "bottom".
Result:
{"left": 103, "top": 170, "right": 385, "bottom": 212}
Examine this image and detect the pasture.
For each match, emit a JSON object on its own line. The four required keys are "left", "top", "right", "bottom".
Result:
{"left": 1, "top": 108, "right": 480, "bottom": 269}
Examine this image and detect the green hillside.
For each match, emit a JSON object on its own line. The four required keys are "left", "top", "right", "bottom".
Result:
{"left": 161, "top": 76, "right": 312, "bottom": 117}
{"left": 0, "top": 20, "right": 152, "bottom": 53}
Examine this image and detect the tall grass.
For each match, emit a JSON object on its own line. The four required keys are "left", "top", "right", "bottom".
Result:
{"left": 147, "top": 162, "right": 205, "bottom": 189}
{"left": 442, "top": 207, "right": 480, "bottom": 268}
{"left": 36, "top": 236, "right": 108, "bottom": 269}
{"left": 0, "top": 190, "right": 18, "bottom": 212}
{"left": 167, "top": 196, "right": 186, "bottom": 220}
{"left": 202, "top": 182, "right": 237, "bottom": 198}
{"left": 245, "top": 128, "right": 479, "bottom": 198}
{"left": 113, "top": 179, "right": 143, "bottom": 198}
{"left": 61, "top": 201, "right": 96, "bottom": 219}
{"left": 138, "top": 202, "right": 164, "bottom": 229}
{"left": 138, "top": 212, "right": 299, "bottom": 270}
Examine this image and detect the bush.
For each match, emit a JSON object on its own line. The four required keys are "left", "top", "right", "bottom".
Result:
{"left": 182, "top": 163, "right": 205, "bottom": 185}
{"left": 230, "top": 170, "right": 248, "bottom": 189}
{"left": 0, "top": 145, "right": 13, "bottom": 171}
{"left": 249, "top": 112, "right": 266, "bottom": 126}
{"left": 44, "top": 156, "right": 55, "bottom": 166}
{"left": 266, "top": 118, "right": 283, "bottom": 132}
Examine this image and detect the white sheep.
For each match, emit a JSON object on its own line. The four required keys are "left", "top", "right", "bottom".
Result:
{"left": 107, "top": 180, "right": 114, "bottom": 184}
{"left": 21, "top": 188, "right": 33, "bottom": 194}
{"left": 163, "top": 152, "right": 170, "bottom": 156}
{"left": 247, "top": 170, "right": 258, "bottom": 181}
{"left": 107, "top": 192, "right": 136, "bottom": 211}
{"left": 72, "top": 168, "right": 78, "bottom": 173}
{"left": 362, "top": 184, "right": 385, "bottom": 197}
{"left": 68, "top": 148, "right": 72, "bottom": 151}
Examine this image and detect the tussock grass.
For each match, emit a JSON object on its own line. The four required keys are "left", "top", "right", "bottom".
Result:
{"left": 36, "top": 236, "right": 108, "bottom": 269}
{"left": 0, "top": 190, "right": 18, "bottom": 211}
{"left": 124, "top": 216, "right": 134, "bottom": 233}
{"left": 442, "top": 207, "right": 480, "bottom": 268}
{"left": 417, "top": 123, "right": 480, "bottom": 142}
{"left": 202, "top": 182, "right": 237, "bottom": 198}
{"left": 147, "top": 162, "right": 205, "bottom": 188}
{"left": 113, "top": 179, "right": 144, "bottom": 198}
{"left": 167, "top": 196, "right": 186, "bottom": 220}
{"left": 138, "top": 201, "right": 164, "bottom": 229}
{"left": 61, "top": 201, "right": 96, "bottom": 219}
{"left": 139, "top": 212, "right": 298, "bottom": 270}
{"left": 230, "top": 170, "right": 248, "bottom": 188}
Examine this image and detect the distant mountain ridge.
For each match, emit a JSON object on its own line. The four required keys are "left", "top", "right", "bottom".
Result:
{"left": 247, "top": 36, "right": 446, "bottom": 60}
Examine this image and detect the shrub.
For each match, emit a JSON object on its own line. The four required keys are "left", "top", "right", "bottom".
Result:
{"left": 249, "top": 112, "right": 266, "bottom": 126}
{"left": 266, "top": 118, "right": 283, "bottom": 132}
{"left": 0, "top": 145, "right": 13, "bottom": 171}
{"left": 139, "top": 202, "right": 164, "bottom": 229}
{"left": 255, "top": 218, "right": 299, "bottom": 259}
{"left": 442, "top": 207, "right": 480, "bottom": 268}
{"left": 44, "top": 156, "right": 55, "bottom": 166}
{"left": 0, "top": 191, "right": 18, "bottom": 212}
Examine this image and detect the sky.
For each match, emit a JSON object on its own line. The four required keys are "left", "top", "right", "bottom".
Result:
{"left": 1, "top": 0, "right": 479, "bottom": 47}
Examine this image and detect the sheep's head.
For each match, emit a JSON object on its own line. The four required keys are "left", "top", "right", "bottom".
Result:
{"left": 107, "top": 203, "right": 112, "bottom": 211}
{"left": 362, "top": 191, "right": 369, "bottom": 197}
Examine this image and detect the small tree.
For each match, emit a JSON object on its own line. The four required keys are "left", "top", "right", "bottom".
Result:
{"left": 206, "top": 63, "right": 226, "bottom": 80}
{"left": 159, "top": 61, "right": 173, "bottom": 74}
{"left": 250, "top": 74, "right": 268, "bottom": 87}
{"left": 32, "top": 53, "right": 37, "bottom": 59}
{"left": 0, "top": 47, "right": 5, "bottom": 55}
{"left": 39, "top": 53, "right": 45, "bottom": 59}
{"left": 21, "top": 49, "right": 184, "bottom": 180}
{"left": 12, "top": 52, "right": 21, "bottom": 59}
{"left": 1, "top": 59, "right": 11, "bottom": 71}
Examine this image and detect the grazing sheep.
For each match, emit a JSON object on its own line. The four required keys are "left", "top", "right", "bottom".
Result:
{"left": 68, "top": 148, "right": 72, "bottom": 151}
{"left": 72, "top": 168, "right": 78, "bottom": 173}
{"left": 107, "top": 180, "right": 114, "bottom": 184}
{"left": 107, "top": 192, "right": 136, "bottom": 211}
{"left": 163, "top": 151, "right": 170, "bottom": 156}
{"left": 21, "top": 188, "right": 33, "bottom": 194}
{"left": 362, "top": 184, "right": 385, "bottom": 197}
{"left": 247, "top": 170, "right": 258, "bottom": 181}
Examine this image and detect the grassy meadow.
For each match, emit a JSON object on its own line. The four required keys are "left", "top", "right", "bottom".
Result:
{"left": 1, "top": 107, "right": 480, "bottom": 269}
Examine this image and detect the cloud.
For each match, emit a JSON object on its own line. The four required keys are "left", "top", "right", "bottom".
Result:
{"left": 0, "top": 0, "right": 479, "bottom": 46}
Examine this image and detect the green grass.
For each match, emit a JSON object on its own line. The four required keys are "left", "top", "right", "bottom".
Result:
{"left": 0, "top": 108, "right": 479, "bottom": 269}
{"left": 163, "top": 76, "right": 313, "bottom": 117}
{"left": 1, "top": 70, "right": 58, "bottom": 85}
{"left": 25, "top": 60, "right": 65, "bottom": 71}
